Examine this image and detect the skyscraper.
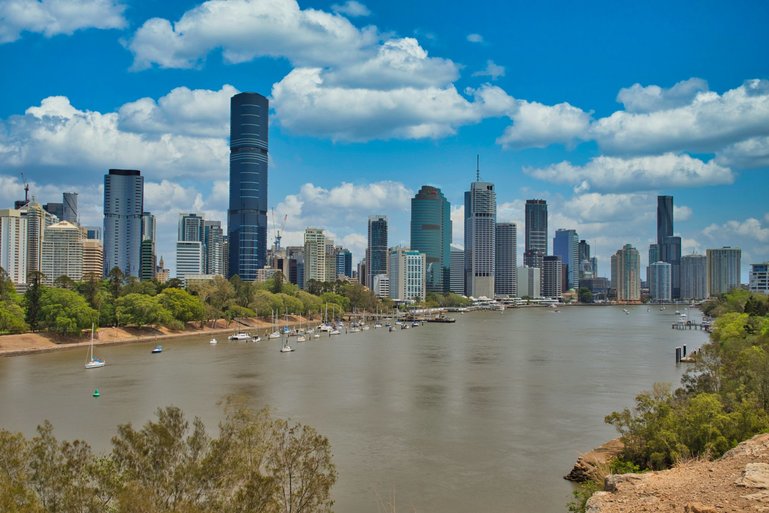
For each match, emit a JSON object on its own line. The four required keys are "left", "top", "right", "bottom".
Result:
{"left": 103, "top": 169, "right": 143, "bottom": 277}
{"left": 495, "top": 222, "right": 517, "bottom": 296}
{"left": 542, "top": 255, "right": 563, "bottom": 299}
{"left": 177, "top": 213, "right": 204, "bottom": 284}
{"left": 657, "top": 195, "right": 681, "bottom": 298}
{"left": 367, "top": 215, "right": 388, "bottom": 289}
{"left": 553, "top": 229, "right": 579, "bottom": 290}
{"left": 304, "top": 228, "right": 327, "bottom": 284}
{"left": 611, "top": 244, "right": 641, "bottom": 301}
{"left": 42, "top": 221, "right": 83, "bottom": 285}
{"left": 228, "top": 92, "right": 269, "bottom": 281}
{"left": 464, "top": 176, "right": 496, "bottom": 298}
{"left": 681, "top": 254, "right": 707, "bottom": 300}
{"left": 706, "top": 247, "right": 741, "bottom": 296}
{"left": 140, "top": 212, "right": 156, "bottom": 281}
{"left": 578, "top": 239, "right": 592, "bottom": 279}
{"left": 0, "top": 209, "right": 27, "bottom": 286}
{"left": 657, "top": 196, "right": 673, "bottom": 248}
{"left": 524, "top": 199, "right": 548, "bottom": 268}
{"left": 203, "top": 221, "right": 224, "bottom": 276}
{"left": 335, "top": 248, "right": 352, "bottom": 278}
{"left": 389, "top": 247, "right": 426, "bottom": 301}
{"left": 410, "top": 185, "right": 451, "bottom": 293}
{"left": 449, "top": 246, "right": 464, "bottom": 295}
{"left": 62, "top": 192, "right": 78, "bottom": 224}
{"left": 649, "top": 261, "right": 672, "bottom": 302}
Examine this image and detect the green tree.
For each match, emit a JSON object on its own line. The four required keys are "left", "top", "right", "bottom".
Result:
{"left": 578, "top": 287, "right": 593, "bottom": 304}
{"left": 107, "top": 267, "right": 125, "bottom": 298}
{"left": 24, "top": 271, "right": 45, "bottom": 331}
{"left": 157, "top": 288, "right": 205, "bottom": 324}
{"left": 266, "top": 419, "right": 337, "bottom": 513}
{"left": 38, "top": 288, "right": 98, "bottom": 336}
{"left": 116, "top": 294, "right": 175, "bottom": 329}
{"left": 0, "top": 301, "right": 29, "bottom": 334}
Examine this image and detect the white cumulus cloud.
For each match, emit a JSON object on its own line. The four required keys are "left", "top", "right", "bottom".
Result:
{"left": 497, "top": 100, "right": 592, "bottom": 149}
{"left": 127, "top": 0, "right": 376, "bottom": 70}
{"left": 616, "top": 78, "right": 710, "bottom": 113}
{"left": 118, "top": 84, "right": 238, "bottom": 138}
{"left": 0, "top": 94, "right": 229, "bottom": 182}
{"left": 592, "top": 79, "right": 769, "bottom": 155}
{"left": 466, "top": 33, "right": 484, "bottom": 43}
{"left": 524, "top": 153, "right": 734, "bottom": 193}
{"left": 271, "top": 68, "right": 513, "bottom": 141}
{"left": 0, "top": 0, "right": 126, "bottom": 43}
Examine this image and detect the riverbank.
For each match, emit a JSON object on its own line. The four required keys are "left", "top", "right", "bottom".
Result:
{"left": 0, "top": 315, "right": 313, "bottom": 357}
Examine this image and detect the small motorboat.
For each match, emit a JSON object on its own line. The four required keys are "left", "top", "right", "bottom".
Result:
{"left": 152, "top": 344, "right": 163, "bottom": 354}
{"left": 210, "top": 337, "right": 218, "bottom": 345}
{"left": 228, "top": 332, "right": 251, "bottom": 341}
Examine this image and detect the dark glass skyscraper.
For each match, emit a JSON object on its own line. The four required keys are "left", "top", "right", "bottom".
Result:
{"left": 103, "top": 169, "right": 143, "bottom": 277}
{"left": 228, "top": 92, "right": 269, "bottom": 281}
{"left": 523, "top": 199, "right": 548, "bottom": 273}
{"left": 367, "top": 216, "right": 388, "bottom": 288}
{"left": 657, "top": 196, "right": 673, "bottom": 248}
{"left": 411, "top": 185, "right": 451, "bottom": 293}
{"left": 657, "top": 195, "right": 681, "bottom": 298}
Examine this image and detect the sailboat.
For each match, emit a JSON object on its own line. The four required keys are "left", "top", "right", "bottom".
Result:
{"left": 280, "top": 336, "right": 295, "bottom": 352}
{"left": 85, "top": 324, "right": 105, "bottom": 369}
{"left": 268, "top": 310, "right": 281, "bottom": 339}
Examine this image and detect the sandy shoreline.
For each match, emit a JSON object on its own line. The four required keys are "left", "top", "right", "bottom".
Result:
{"left": 0, "top": 316, "right": 315, "bottom": 358}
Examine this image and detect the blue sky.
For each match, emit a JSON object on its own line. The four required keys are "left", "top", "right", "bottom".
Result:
{"left": 1, "top": 0, "right": 768, "bottom": 280}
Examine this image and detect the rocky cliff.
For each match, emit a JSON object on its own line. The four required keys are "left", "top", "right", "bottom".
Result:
{"left": 586, "top": 433, "right": 769, "bottom": 512}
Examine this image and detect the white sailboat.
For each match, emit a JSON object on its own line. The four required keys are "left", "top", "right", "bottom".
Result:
{"left": 268, "top": 310, "right": 281, "bottom": 339}
{"left": 85, "top": 324, "right": 105, "bottom": 369}
{"left": 280, "top": 336, "right": 295, "bottom": 352}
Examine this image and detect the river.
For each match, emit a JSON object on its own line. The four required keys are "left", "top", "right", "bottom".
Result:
{"left": 0, "top": 305, "right": 708, "bottom": 513}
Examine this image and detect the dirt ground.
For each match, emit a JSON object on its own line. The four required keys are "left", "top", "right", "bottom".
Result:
{"left": 0, "top": 316, "right": 313, "bottom": 357}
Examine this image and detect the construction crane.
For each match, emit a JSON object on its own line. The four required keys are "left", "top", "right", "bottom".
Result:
{"left": 275, "top": 213, "right": 287, "bottom": 252}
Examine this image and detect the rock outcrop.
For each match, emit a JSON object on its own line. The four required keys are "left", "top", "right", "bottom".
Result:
{"left": 565, "top": 438, "right": 624, "bottom": 482}
{"left": 586, "top": 433, "right": 769, "bottom": 512}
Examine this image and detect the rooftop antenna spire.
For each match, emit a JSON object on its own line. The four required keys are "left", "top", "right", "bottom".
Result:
{"left": 476, "top": 154, "right": 480, "bottom": 181}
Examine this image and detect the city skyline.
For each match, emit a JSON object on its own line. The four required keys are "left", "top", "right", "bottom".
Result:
{"left": 0, "top": 0, "right": 767, "bottom": 279}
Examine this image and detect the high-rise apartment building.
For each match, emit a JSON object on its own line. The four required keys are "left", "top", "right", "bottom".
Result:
{"left": 228, "top": 92, "right": 269, "bottom": 280}
{"left": 103, "top": 169, "right": 143, "bottom": 277}
{"left": 649, "top": 261, "right": 672, "bottom": 302}
{"left": 411, "top": 186, "right": 451, "bottom": 293}
{"left": 0, "top": 209, "right": 28, "bottom": 286}
{"left": 203, "top": 221, "right": 224, "bottom": 276}
{"left": 464, "top": 180, "right": 496, "bottom": 297}
{"left": 517, "top": 266, "right": 541, "bottom": 299}
{"left": 20, "top": 201, "right": 55, "bottom": 276}
{"left": 304, "top": 228, "right": 327, "bottom": 284}
{"left": 706, "top": 247, "right": 741, "bottom": 296}
{"left": 176, "top": 213, "right": 204, "bottom": 285}
{"left": 449, "top": 246, "right": 464, "bottom": 295}
{"left": 553, "top": 229, "right": 579, "bottom": 289}
{"left": 681, "top": 254, "right": 707, "bottom": 300}
{"left": 611, "top": 244, "right": 641, "bottom": 301}
{"left": 495, "top": 222, "right": 517, "bottom": 296}
{"left": 140, "top": 212, "right": 156, "bottom": 282}
{"left": 750, "top": 263, "right": 769, "bottom": 295}
{"left": 542, "top": 255, "right": 563, "bottom": 299}
{"left": 82, "top": 239, "right": 104, "bottom": 279}
{"left": 42, "top": 221, "right": 83, "bottom": 285}
{"left": 367, "top": 216, "right": 388, "bottom": 288}
{"left": 389, "top": 247, "right": 426, "bottom": 302}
